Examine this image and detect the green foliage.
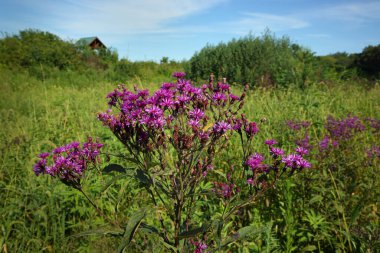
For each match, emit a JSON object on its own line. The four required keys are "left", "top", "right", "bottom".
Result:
{"left": 187, "top": 31, "right": 319, "bottom": 88}
{"left": 354, "top": 44, "right": 380, "bottom": 79}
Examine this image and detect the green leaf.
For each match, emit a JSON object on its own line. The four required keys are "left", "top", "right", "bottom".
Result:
{"left": 117, "top": 209, "right": 147, "bottom": 253}
{"left": 103, "top": 164, "right": 127, "bottom": 173}
{"left": 139, "top": 223, "right": 176, "bottom": 252}
{"left": 212, "top": 220, "right": 224, "bottom": 250}
{"left": 72, "top": 227, "right": 123, "bottom": 238}
{"left": 135, "top": 169, "right": 151, "bottom": 186}
{"left": 349, "top": 203, "right": 364, "bottom": 225}
{"left": 221, "top": 225, "right": 264, "bottom": 248}
{"left": 101, "top": 174, "right": 129, "bottom": 193}
{"left": 301, "top": 245, "right": 317, "bottom": 252}
{"left": 309, "top": 195, "right": 323, "bottom": 204}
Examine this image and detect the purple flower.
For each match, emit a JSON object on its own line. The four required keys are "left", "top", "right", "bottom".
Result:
{"left": 367, "top": 146, "right": 380, "bottom": 159}
{"left": 33, "top": 138, "right": 103, "bottom": 184}
{"left": 188, "top": 119, "right": 200, "bottom": 128}
{"left": 199, "top": 131, "right": 210, "bottom": 143}
{"left": 212, "top": 92, "right": 227, "bottom": 102}
{"left": 145, "top": 105, "right": 163, "bottom": 117}
{"left": 213, "top": 121, "right": 231, "bottom": 134}
{"left": 282, "top": 154, "right": 310, "bottom": 170}
{"left": 246, "top": 153, "right": 264, "bottom": 170}
{"left": 270, "top": 147, "right": 284, "bottom": 157}
{"left": 232, "top": 120, "right": 242, "bottom": 131}
{"left": 161, "top": 82, "right": 175, "bottom": 90}
{"left": 218, "top": 83, "right": 230, "bottom": 92}
{"left": 282, "top": 154, "right": 302, "bottom": 168}
{"left": 192, "top": 240, "right": 208, "bottom": 253}
{"left": 189, "top": 108, "right": 205, "bottom": 120}
{"left": 214, "top": 182, "right": 236, "bottom": 199}
{"left": 295, "top": 146, "right": 309, "bottom": 156}
{"left": 265, "top": 139, "right": 277, "bottom": 146}
{"left": 296, "top": 158, "right": 311, "bottom": 169}
{"left": 137, "top": 89, "right": 149, "bottom": 98}
{"left": 319, "top": 135, "right": 330, "bottom": 151}
{"left": 247, "top": 178, "right": 254, "bottom": 185}
{"left": 229, "top": 94, "right": 240, "bottom": 102}
{"left": 244, "top": 122, "right": 259, "bottom": 138}
{"left": 160, "top": 98, "right": 174, "bottom": 108}
{"left": 172, "top": 72, "right": 186, "bottom": 79}
{"left": 286, "top": 120, "right": 310, "bottom": 131}
{"left": 38, "top": 152, "right": 50, "bottom": 159}
{"left": 325, "top": 115, "right": 365, "bottom": 141}
{"left": 177, "top": 94, "right": 191, "bottom": 104}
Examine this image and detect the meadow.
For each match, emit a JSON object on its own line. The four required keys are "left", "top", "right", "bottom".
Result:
{"left": 1, "top": 66, "right": 379, "bottom": 252}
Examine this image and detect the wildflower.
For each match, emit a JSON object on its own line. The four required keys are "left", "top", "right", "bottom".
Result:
{"left": 33, "top": 138, "right": 103, "bottom": 186}
{"left": 212, "top": 92, "right": 227, "bottom": 102}
{"left": 247, "top": 178, "right": 254, "bottom": 185}
{"left": 246, "top": 153, "right": 264, "bottom": 170}
{"left": 367, "top": 146, "right": 380, "bottom": 159}
{"left": 265, "top": 139, "right": 277, "bottom": 146}
{"left": 172, "top": 72, "right": 186, "bottom": 79}
{"left": 270, "top": 147, "right": 284, "bottom": 157}
{"left": 319, "top": 135, "right": 330, "bottom": 151}
{"left": 214, "top": 182, "right": 236, "bottom": 199}
{"left": 244, "top": 122, "right": 259, "bottom": 138}
{"left": 189, "top": 108, "right": 205, "bottom": 120}
{"left": 188, "top": 119, "right": 200, "bottom": 128}
{"left": 229, "top": 93, "right": 240, "bottom": 102}
{"left": 295, "top": 146, "right": 308, "bottom": 156}
{"left": 218, "top": 83, "right": 230, "bottom": 92}
{"left": 212, "top": 121, "right": 231, "bottom": 134}
{"left": 325, "top": 115, "right": 365, "bottom": 141}
{"left": 191, "top": 240, "right": 208, "bottom": 253}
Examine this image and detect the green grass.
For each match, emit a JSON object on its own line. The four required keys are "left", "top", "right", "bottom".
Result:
{"left": 1, "top": 70, "right": 379, "bottom": 252}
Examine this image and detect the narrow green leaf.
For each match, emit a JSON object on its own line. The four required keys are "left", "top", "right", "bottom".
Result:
{"left": 301, "top": 245, "right": 317, "bottom": 252}
{"left": 103, "top": 164, "right": 128, "bottom": 173}
{"left": 309, "top": 195, "right": 323, "bottom": 204}
{"left": 72, "top": 228, "right": 124, "bottom": 238}
{"left": 101, "top": 174, "right": 128, "bottom": 193}
{"left": 117, "top": 209, "right": 146, "bottom": 253}
{"left": 221, "top": 225, "right": 264, "bottom": 248}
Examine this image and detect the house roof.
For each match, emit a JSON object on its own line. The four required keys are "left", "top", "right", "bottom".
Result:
{"left": 76, "top": 36, "right": 106, "bottom": 48}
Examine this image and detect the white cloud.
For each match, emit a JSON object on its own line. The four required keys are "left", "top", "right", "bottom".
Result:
{"left": 318, "top": 1, "right": 380, "bottom": 23}
{"left": 47, "top": 0, "right": 225, "bottom": 35}
{"left": 226, "top": 12, "right": 309, "bottom": 35}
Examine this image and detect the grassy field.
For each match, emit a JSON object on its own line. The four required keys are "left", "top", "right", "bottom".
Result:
{"left": 1, "top": 70, "right": 379, "bottom": 252}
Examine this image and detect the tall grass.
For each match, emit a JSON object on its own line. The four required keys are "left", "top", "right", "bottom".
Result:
{"left": 1, "top": 70, "right": 379, "bottom": 252}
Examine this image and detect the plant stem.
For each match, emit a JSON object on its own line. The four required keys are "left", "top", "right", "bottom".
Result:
{"left": 78, "top": 187, "right": 119, "bottom": 227}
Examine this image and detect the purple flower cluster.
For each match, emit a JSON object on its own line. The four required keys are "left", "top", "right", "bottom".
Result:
{"left": 319, "top": 135, "right": 338, "bottom": 152}
{"left": 325, "top": 115, "right": 365, "bottom": 141}
{"left": 213, "top": 181, "right": 239, "bottom": 199}
{"left": 366, "top": 117, "right": 380, "bottom": 132}
{"left": 367, "top": 146, "right": 380, "bottom": 159}
{"left": 246, "top": 153, "right": 266, "bottom": 171}
{"left": 33, "top": 138, "right": 103, "bottom": 186}
{"left": 282, "top": 154, "right": 311, "bottom": 170}
{"left": 191, "top": 240, "right": 208, "bottom": 253}
{"left": 286, "top": 120, "right": 311, "bottom": 131}
{"left": 98, "top": 73, "right": 248, "bottom": 154}
{"left": 172, "top": 72, "right": 186, "bottom": 79}
{"left": 245, "top": 139, "right": 311, "bottom": 185}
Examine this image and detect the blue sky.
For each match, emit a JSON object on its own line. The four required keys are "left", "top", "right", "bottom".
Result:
{"left": 1, "top": 0, "right": 379, "bottom": 61}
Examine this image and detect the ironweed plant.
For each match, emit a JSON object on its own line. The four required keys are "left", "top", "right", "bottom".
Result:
{"left": 34, "top": 73, "right": 310, "bottom": 252}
